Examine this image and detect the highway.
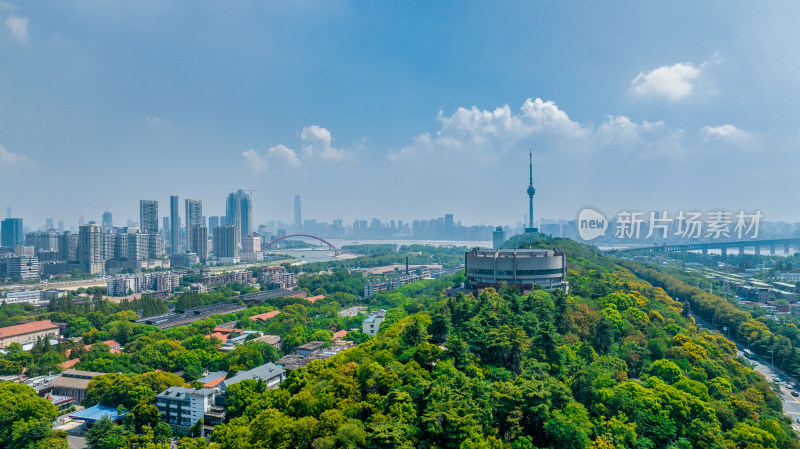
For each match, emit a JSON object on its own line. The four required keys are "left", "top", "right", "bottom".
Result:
{"left": 691, "top": 310, "right": 800, "bottom": 434}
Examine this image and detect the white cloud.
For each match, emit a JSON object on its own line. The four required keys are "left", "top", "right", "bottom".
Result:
{"left": 630, "top": 62, "right": 704, "bottom": 101}
{"left": 390, "top": 98, "right": 589, "bottom": 161}
{"left": 241, "top": 148, "right": 270, "bottom": 172}
{"left": 0, "top": 144, "right": 30, "bottom": 167}
{"left": 702, "top": 124, "right": 753, "bottom": 144}
{"left": 5, "top": 15, "right": 28, "bottom": 44}
{"left": 241, "top": 144, "right": 301, "bottom": 173}
{"left": 0, "top": 2, "right": 19, "bottom": 11}
{"left": 389, "top": 100, "right": 696, "bottom": 162}
{"left": 300, "top": 125, "right": 347, "bottom": 161}
{"left": 267, "top": 144, "right": 301, "bottom": 166}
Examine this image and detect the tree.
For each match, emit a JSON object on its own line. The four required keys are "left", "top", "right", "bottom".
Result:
{"left": 0, "top": 382, "right": 63, "bottom": 449}
{"left": 86, "top": 416, "right": 129, "bottom": 449}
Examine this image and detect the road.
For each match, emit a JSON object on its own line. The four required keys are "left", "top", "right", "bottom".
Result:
{"left": 0, "top": 277, "right": 106, "bottom": 293}
{"left": 690, "top": 310, "right": 800, "bottom": 434}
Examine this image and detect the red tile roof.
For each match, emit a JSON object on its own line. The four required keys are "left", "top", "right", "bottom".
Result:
{"left": 306, "top": 295, "right": 325, "bottom": 303}
{"left": 212, "top": 327, "right": 237, "bottom": 334}
{"left": 250, "top": 310, "right": 281, "bottom": 322}
{"left": 0, "top": 320, "right": 59, "bottom": 339}
{"left": 333, "top": 330, "right": 348, "bottom": 339}
{"left": 204, "top": 376, "right": 226, "bottom": 388}
{"left": 207, "top": 332, "right": 229, "bottom": 343}
{"left": 59, "top": 358, "right": 81, "bottom": 369}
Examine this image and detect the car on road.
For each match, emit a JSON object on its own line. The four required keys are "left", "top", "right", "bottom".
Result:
{"left": 773, "top": 376, "right": 782, "bottom": 382}
{"left": 792, "top": 391, "right": 799, "bottom": 397}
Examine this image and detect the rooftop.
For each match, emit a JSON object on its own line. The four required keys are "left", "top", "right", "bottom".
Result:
{"left": 250, "top": 310, "right": 281, "bottom": 321}
{"left": 69, "top": 404, "right": 127, "bottom": 422}
{"left": 0, "top": 320, "right": 59, "bottom": 339}
{"left": 220, "top": 362, "right": 285, "bottom": 390}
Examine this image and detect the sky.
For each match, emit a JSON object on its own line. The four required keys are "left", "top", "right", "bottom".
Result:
{"left": 1, "top": 1, "right": 800, "bottom": 229}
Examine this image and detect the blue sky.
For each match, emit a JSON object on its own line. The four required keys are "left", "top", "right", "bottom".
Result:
{"left": 1, "top": 1, "right": 799, "bottom": 229}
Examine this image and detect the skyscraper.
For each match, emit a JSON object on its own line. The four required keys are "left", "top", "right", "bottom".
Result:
{"left": 185, "top": 199, "right": 203, "bottom": 252}
{"left": 192, "top": 225, "right": 208, "bottom": 264}
{"left": 170, "top": 195, "right": 180, "bottom": 254}
{"left": 213, "top": 225, "right": 237, "bottom": 259}
{"left": 102, "top": 209, "right": 113, "bottom": 229}
{"left": 226, "top": 190, "right": 252, "bottom": 249}
{"left": 294, "top": 194, "right": 302, "bottom": 231}
{"left": 525, "top": 150, "right": 537, "bottom": 233}
{"left": 140, "top": 200, "right": 159, "bottom": 234}
{"left": 46, "top": 218, "right": 54, "bottom": 230}
{"left": 78, "top": 221, "right": 103, "bottom": 274}
{"left": 1, "top": 218, "right": 23, "bottom": 248}
{"left": 208, "top": 216, "right": 220, "bottom": 235}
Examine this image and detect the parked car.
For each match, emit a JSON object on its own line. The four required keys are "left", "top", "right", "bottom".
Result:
{"left": 791, "top": 391, "right": 799, "bottom": 397}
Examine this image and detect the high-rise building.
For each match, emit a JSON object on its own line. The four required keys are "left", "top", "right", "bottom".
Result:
{"left": 78, "top": 221, "right": 103, "bottom": 274}
{"left": 170, "top": 195, "right": 180, "bottom": 254}
{"left": 6, "top": 256, "right": 39, "bottom": 281}
{"left": 213, "top": 225, "right": 237, "bottom": 259}
{"left": 226, "top": 190, "right": 252, "bottom": 249}
{"left": 294, "top": 194, "right": 302, "bottom": 231}
{"left": 57, "top": 220, "right": 64, "bottom": 233}
{"left": 242, "top": 236, "right": 262, "bottom": 253}
{"left": 1, "top": 218, "right": 23, "bottom": 248}
{"left": 185, "top": 199, "right": 203, "bottom": 252}
{"left": 493, "top": 226, "right": 506, "bottom": 249}
{"left": 46, "top": 218, "right": 54, "bottom": 230}
{"left": 102, "top": 210, "right": 113, "bottom": 229}
{"left": 192, "top": 225, "right": 208, "bottom": 264}
{"left": 208, "top": 216, "right": 220, "bottom": 235}
{"left": 525, "top": 150, "right": 538, "bottom": 233}
{"left": 140, "top": 200, "right": 159, "bottom": 234}
{"left": 58, "top": 232, "right": 78, "bottom": 261}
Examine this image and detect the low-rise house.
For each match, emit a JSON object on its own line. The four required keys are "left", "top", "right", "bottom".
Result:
{"left": 0, "top": 320, "right": 60, "bottom": 348}
{"left": 156, "top": 387, "right": 221, "bottom": 429}
{"left": 249, "top": 310, "right": 281, "bottom": 322}
{"left": 295, "top": 341, "right": 324, "bottom": 357}
{"left": 49, "top": 369, "right": 104, "bottom": 403}
{"left": 362, "top": 309, "right": 386, "bottom": 337}
{"left": 219, "top": 362, "right": 286, "bottom": 391}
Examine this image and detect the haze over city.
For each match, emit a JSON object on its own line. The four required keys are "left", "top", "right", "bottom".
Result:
{"left": 2, "top": 2, "right": 800, "bottom": 227}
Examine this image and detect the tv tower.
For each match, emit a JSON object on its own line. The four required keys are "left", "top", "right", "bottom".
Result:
{"left": 525, "top": 149, "right": 538, "bottom": 233}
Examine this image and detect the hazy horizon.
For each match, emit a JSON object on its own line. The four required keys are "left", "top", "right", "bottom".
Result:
{"left": 3, "top": 2, "right": 800, "bottom": 227}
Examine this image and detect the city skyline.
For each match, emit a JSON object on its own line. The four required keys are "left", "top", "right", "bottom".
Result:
{"left": 2, "top": 3, "right": 800, "bottom": 226}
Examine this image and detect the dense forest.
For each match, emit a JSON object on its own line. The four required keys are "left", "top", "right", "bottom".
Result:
{"left": 4, "top": 239, "right": 798, "bottom": 448}
{"left": 182, "top": 239, "right": 798, "bottom": 448}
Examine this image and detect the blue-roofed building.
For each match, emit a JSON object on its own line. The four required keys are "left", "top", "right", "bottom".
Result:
{"left": 69, "top": 404, "right": 128, "bottom": 431}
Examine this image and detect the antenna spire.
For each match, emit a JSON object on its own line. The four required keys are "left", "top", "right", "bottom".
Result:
{"left": 529, "top": 149, "right": 533, "bottom": 186}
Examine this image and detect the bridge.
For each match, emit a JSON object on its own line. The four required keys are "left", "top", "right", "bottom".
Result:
{"left": 607, "top": 238, "right": 800, "bottom": 256}
{"left": 261, "top": 234, "right": 340, "bottom": 254}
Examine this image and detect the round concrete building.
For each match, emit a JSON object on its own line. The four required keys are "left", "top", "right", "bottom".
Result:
{"left": 465, "top": 248, "right": 567, "bottom": 292}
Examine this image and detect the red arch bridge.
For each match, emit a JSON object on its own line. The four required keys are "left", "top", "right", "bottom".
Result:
{"left": 261, "top": 234, "right": 340, "bottom": 254}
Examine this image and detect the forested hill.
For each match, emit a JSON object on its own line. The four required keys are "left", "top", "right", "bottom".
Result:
{"left": 195, "top": 238, "right": 797, "bottom": 449}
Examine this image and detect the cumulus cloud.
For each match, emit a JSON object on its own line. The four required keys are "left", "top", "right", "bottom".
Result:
{"left": 300, "top": 125, "right": 347, "bottom": 161}
{"left": 0, "top": 144, "right": 31, "bottom": 167}
{"left": 629, "top": 54, "right": 723, "bottom": 101}
{"left": 390, "top": 98, "right": 589, "bottom": 161}
{"left": 5, "top": 15, "right": 28, "bottom": 44}
{"left": 241, "top": 149, "right": 270, "bottom": 172}
{"left": 629, "top": 61, "right": 708, "bottom": 101}
{"left": 267, "top": 144, "right": 302, "bottom": 166}
{"left": 702, "top": 124, "right": 753, "bottom": 144}
{"left": 242, "top": 131, "right": 326, "bottom": 173}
